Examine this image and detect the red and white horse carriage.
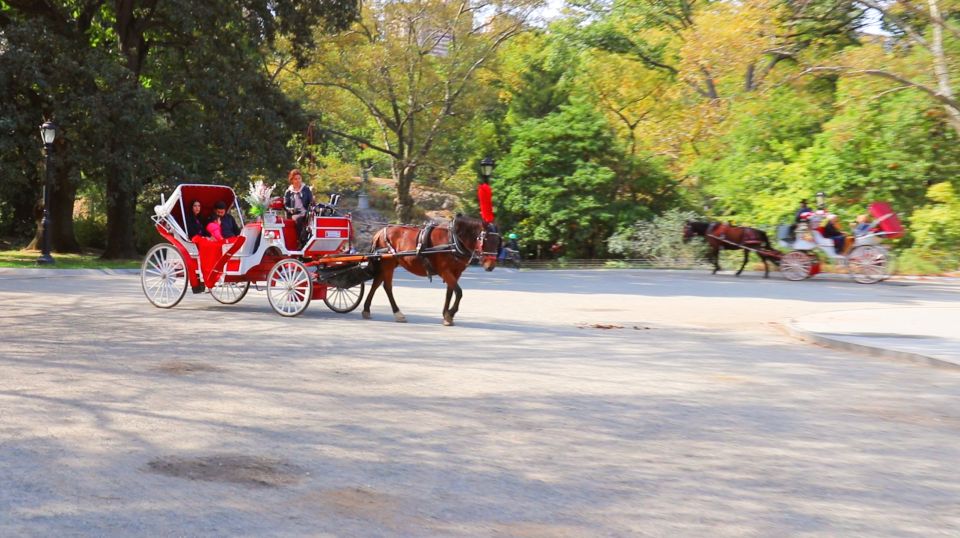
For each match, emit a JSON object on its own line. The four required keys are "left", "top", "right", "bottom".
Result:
{"left": 777, "top": 202, "right": 903, "bottom": 284}
{"left": 141, "top": 184, "right": 369, "bottom": 316}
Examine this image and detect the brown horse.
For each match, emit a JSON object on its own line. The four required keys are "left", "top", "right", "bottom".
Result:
{"left": 683, "top": 220, "right": 780, "bottom": 278}
{"left": 362, "top": 215, "right": 500, "bottom": 325}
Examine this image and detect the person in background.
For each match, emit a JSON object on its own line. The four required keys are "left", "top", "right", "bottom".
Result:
{"left": 820, "top": 214, "right": 847, "bottom": 253}
{"left": 284, "top": 168, "right": 313, "bottom": 245}
{"left": 794, "top": 199, "right": 811, "bottom": 222}
{"left": 854, "top": 214, "right": 876, "bottom": 236}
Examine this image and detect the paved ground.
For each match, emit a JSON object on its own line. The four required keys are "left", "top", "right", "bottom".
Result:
{"left": 1, "top": 268, "right": 959, "bottom": 536}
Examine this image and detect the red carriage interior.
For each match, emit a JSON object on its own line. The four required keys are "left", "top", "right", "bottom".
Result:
{"left": 168, "top": 184, "right": 239, "bottom": 233}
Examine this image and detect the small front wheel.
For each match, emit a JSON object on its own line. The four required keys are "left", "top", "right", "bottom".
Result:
{"left": 267, "top": 259, "right": 312, "bottom": 317}
{"left": 780, "top": 251, "right": 812, "bottom": 281}
{"left": 141, "top": 244, "right": 189, "bottom": 308}
{"left": 324, "top": 281, "right": 365, "bottom": 313}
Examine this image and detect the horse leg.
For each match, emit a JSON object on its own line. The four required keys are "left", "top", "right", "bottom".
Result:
{"left": 362, "top": 274, "right": 383, "bottom": 320}
{"left": 711, "top": 248, "right": 721, "bottom": 274}
{"left": 442, "top": 286, "right": 455, "bottom": 326}
{"left": 381, "top": 268, "right": 406, "bottom": 323}
{"left": 736, "top": 250, "right": 748, "bottom": 276}
{"left": 761, "top": 255, "right": 770, "bottom": 278}
{"left": 443, "top": 284, "right": 463, "bottom": 326}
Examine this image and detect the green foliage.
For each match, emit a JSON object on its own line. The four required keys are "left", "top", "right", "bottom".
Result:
{"left": 608, "top": 209, "right": 708, "bottom": 265}
{"left": 496, "top": 99, "right": 672, "bottom": 258}
{"left": 901, "top": 183, "right": 960, "bottom": 270}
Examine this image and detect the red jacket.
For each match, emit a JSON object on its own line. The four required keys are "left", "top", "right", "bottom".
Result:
{"left": 477, "top": 182, "right": 494, "bottom": 224}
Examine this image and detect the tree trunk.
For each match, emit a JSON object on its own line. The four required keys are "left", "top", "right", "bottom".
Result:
{"left": 51, "top": 159, "right": 81, "bottom": 253}
{"left": 101, "top": 170, "right": 139, "bottom": 259}
{"left": 393, "top": 160, "right": 416, "bottom": 223}
{"left": 924, "top": 0, "right": 960, "bottom": 136}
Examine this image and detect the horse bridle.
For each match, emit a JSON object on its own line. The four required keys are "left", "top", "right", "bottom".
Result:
{"left": 449, "top": 217, "right": 500, "bottom": 261}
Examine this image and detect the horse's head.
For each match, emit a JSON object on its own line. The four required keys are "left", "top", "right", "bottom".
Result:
{"left": 453, "top": 215, "right": 501, "bottom": 271}
{"left": 682, "top": 220, "right": 710, "bottom": 243}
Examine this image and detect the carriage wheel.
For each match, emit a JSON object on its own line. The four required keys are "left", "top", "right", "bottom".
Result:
{"left": 323, "top": 281, "right": 365, "bottom": 314}
{"left": 267, "top": 259, "right": 312, "bottom": 317}
{"left": 780, "top": 251, "right": 812, "bottom": 281}
{"left": 141, "top": 244, "right": 188, "bottom": 308}
{"left": 848, "top": 245, "right": 889, "bottom": 284}
{"left": 210, "top": 281, "right": 251, "bottom": 305}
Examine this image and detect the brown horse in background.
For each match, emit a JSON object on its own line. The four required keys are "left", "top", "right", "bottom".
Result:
{"left": 362, "top": 215, "right": 500, "bottom": 325}
{"left": 683, "top": 221, "right": 780, "bottom": 278}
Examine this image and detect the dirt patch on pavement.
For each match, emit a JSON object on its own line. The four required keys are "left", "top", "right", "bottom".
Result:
{"left": 146, "top": 454, "right": 303, "bottom": 487}
{"left": 152, "top": 361, "right": 225, "bottom": 375}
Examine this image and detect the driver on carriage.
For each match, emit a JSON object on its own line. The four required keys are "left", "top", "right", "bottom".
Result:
{"left": 284, "top": 168, "right": 313, "bottom": 247}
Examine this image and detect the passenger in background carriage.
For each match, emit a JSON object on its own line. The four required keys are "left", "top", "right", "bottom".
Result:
{"left": 794, "top": 199, "right": 811, "bottom": 222}
{"left": 284, "top": 168, "right": 313, "bottom": 246}
{"left": 820, "top": 214, "right": 848, "bottom": 253}
{"left": 185, "top": 199, "right": 209, "bottom": 240}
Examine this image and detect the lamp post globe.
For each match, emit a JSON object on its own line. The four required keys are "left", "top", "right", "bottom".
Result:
{"left": 479, "top": 157, "right": 495, "bottom": 180}
{"left": 37, "top": 121, "right": 57, "bottom": 265}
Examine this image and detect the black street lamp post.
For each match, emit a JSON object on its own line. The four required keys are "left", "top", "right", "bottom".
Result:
{"left": 480, "top": 157, "right": 495, "bottom": 181}
{"left": 37, "top": 121, "right": 57, "bottom": 265}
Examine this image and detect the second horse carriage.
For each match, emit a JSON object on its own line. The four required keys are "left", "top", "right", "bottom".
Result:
{"left": 141, "top": 184, "right": 370, "bottom": 316}
{"left": 775, "top": 202, "right": 903, "bottom": 284}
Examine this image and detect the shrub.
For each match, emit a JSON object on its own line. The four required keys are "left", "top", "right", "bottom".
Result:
{"left": 608, "top": 209, "right": 709, "bottom": 266}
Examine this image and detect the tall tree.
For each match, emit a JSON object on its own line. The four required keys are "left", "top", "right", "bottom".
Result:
{"left": 292, "top": 0, "right": 542, "bottom": 222}
{"left": 807, "top": 0, "right": 960, "bottom": 136}
{"left": 0, "top": 0, "right": 358, "bottom": 257}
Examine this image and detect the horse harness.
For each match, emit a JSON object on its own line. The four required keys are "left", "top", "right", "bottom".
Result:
{"left": 376, "top": 219, "right": 497, "bottom": 281}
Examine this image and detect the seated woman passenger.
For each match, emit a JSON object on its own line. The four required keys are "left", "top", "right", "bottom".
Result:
{"left": 185, "top": 199, "right": 209, "bottom": 240}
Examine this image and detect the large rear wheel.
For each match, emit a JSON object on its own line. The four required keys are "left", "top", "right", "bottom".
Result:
{"left": 780, "top": 250, "right": 812, "bottom": 281}
{"left": 848, "top": 245, "right": 889, "bottom": 284}
{"left": 267, "top": 259, "right": 312, "bottom": 317}
{"left": 323, "top": 281, "right": 365, "bottom": 314}
{"left": 141, "top": 244, "right": 189, "bottom": 308}
{"left": 210, "top": 281, "right": 251, "bottom": 304}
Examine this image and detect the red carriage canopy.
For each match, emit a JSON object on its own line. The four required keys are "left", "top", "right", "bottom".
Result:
{"left": 868, "top": 202, "right": 903, "bottom": 239}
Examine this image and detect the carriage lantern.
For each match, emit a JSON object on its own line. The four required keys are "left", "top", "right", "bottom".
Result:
{"left": 37, "top": 121, "right": 57, "bottom": 265}
{"left": 816, "top": 191, "right": 826, "bottom": 209}
{"left": 480, "top": 157, "right": 495, "bottom": 179}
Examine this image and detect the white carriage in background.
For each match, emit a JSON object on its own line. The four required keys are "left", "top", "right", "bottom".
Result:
{"left": 141, "top": 184, "right": 371, "bottom": 316}
{"left": 775, "top": 202, "right": 903, "bottom": 284}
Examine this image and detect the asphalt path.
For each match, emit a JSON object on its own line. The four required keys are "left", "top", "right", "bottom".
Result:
{"left": 1, "top": 268, "right": 959, "bottom": 536}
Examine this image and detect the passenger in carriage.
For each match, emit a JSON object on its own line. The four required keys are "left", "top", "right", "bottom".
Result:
{"left": 207, "top": 200, "right": 241, "bottom": 240}
{"left": 185, "top": 199, "right": 209, "bottom": 240}
{"left": 854, "top": 214, "right": 876, "bottom": 236}
{"left": 284, "top": 168, "right": 313, "bottom": 246}
{"left": 820, "top": 214, "right": 848, "bottom": 253}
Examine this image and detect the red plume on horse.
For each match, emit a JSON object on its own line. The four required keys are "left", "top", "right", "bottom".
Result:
{"left": 363, "top": 215, "right": 501, "bottom": 325}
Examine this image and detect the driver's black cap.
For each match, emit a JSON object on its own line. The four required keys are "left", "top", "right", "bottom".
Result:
{"left": 214, "top": 201, "right": 226, "bottom": 210}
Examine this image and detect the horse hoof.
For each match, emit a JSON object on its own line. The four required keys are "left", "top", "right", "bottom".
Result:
{"left": 442, "top": 316, "right": 454, "bottom": 326}
{"left": 361, "top": 311, "right": 371, "bottom": 320}
{"left": 394, "top": 312, "right": 407, "bottom": 323}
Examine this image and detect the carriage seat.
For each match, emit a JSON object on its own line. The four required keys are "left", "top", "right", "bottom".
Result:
{"left": 224, "top": 223, "right": 262, "bottom": 257}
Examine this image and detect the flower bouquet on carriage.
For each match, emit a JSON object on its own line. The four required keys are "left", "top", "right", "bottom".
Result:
{"left": 244, "top": 179, "right": 275, "bottom": 221}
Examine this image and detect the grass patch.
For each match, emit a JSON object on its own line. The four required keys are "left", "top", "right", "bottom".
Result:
{"left": 0, "top": 249, "right": 141, "bottom": 269}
